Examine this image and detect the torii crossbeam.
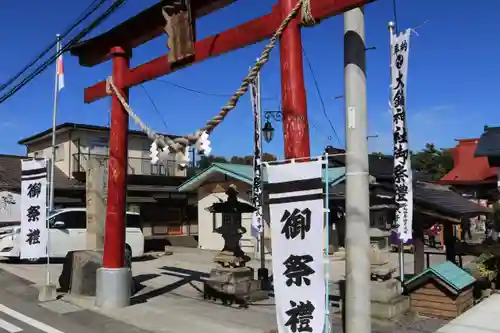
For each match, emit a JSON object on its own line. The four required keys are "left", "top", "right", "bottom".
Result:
{"left": 70, "top": 0, "right": 374, "bottom": 308}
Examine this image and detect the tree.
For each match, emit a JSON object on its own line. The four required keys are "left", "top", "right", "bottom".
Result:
{"left": 196, "top": 155, "right": 228, "bottom": 169}
{"left": 411, "top": 143, "right": 454, "bottom": 181}
{"left": 229, "top": 153, "right": 277, "bottom": 165}
{"left": 196, "top": 153, "right": 278, "bottom": 169}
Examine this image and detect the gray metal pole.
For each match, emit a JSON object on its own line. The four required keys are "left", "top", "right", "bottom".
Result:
{"left": 49, "top": 34, "right": 61, "bottom": 212}
{"left": 344, "top": 7, "right": 371, "bottom": 333}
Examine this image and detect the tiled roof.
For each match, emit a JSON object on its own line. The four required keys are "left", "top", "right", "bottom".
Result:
{"left": 405, "top": 261, "right": 476, "bottom": 295}
{"left": 327, "top": 153, "right": 432, "bottom": 182}
{"left": 331, "top": 180, "right": 491, "bottom": 217}
{"left": 18, "top": 122, "right": 176, "bottom": 145}
{"left": 0, "top": 154, "right": 82, "bottom": 190}
{"left": 475, "top": 126, "right": 500, "bottom": 158}
{"left": 441, "top": 138, "right": 496, "bottom": 183}
{"left": 414, "top": 181, "right": 491, "bottom": 216}
{"left": 178, "top": 162, "right": 490, "bottom": 217}
{"left": 178, "top": 163, "right": 346, "bottom": 192}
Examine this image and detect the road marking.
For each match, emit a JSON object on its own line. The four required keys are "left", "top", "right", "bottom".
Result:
{"left": 0, "top": 304, "right": 64, "bottom": 333}
{"left": 0, "top": 318, "right": 22, "bottom": 333}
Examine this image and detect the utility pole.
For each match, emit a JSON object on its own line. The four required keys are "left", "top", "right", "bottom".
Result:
{"left": 343, "top": 6, "right": 371, "bottom": 333}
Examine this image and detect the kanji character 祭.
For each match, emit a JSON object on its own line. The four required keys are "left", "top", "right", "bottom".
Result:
{"left": 285, "top": 300, "right": 315, "bottom": 333}
{"left": 26, "top": 205, "right": 41, "bottom": 222}
{"left": 283, "top": 254, "right": 315, "bottom": 287}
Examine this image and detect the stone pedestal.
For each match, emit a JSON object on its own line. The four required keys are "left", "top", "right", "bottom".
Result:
{"left": 369, "top": 245, "right": 410, "bottom": 320}
{"left": 58, "top": 250, "right": 134, "bottom": 297}
{"left": 203, "top": 266, "right": 268, "bottom": 307}
{"left": 202, "top": 185, "right": 268, "bottom": 308}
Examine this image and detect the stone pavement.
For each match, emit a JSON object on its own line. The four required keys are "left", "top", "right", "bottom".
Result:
{"left": 0, "top": 268, "right": 151, "bottom": 333}
{"left": 436, "top": 293, "right": 500, "bottom": 333}
{"left": 0, "top": 247, "right": 470, "bottom": 333}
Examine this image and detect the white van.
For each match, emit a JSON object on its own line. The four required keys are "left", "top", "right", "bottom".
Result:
{"left": 0, "top": 208, "right": 145, "bottom": 260}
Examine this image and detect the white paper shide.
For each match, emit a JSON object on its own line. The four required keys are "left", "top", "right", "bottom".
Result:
{"left": 390, "top": 29, "right": 413, "bottom": 242}
{"left": 250, "top": 73, "right": 263, "bottom": 238}
{"left": 267, "top": 160, "right": 325, "bottom": 333}
{"left": 20, "top": 159, "right": 48, "bottom": 259}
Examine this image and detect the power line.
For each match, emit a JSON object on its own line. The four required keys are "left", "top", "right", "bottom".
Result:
{"left": 0, "top": 0, "right": 128, "bottom": 105}
{"left": 301, "top": 47, "right": 343, "bottom": 147}
{"left": 155, "top": 79, "right": 277, "bottom": 100}
{"left": 140, "top": 84, "right": 169, "bottom": 131}
{"left": 0, "top": 0, "right": 107, "bottom": 93}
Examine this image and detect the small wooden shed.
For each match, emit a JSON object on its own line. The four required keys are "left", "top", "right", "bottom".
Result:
{"left": 404, "top": 261, "right": 476, "bottom": 319}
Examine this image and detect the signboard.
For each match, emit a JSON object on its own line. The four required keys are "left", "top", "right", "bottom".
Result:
{"left": 267, "top": 160, "right": 325, "bottom": 333}
{"left": 20, "top": 159, "right": 48, "bottom": 259}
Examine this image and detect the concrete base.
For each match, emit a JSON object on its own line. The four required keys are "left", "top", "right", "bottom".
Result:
{"left": 38, "top": 283, "right": 57, "bottom": 302}
{"left": 95, "top": 267, "right": 131, "bottom": 309}
{"left": 371, "top": 295, "right": 410, "bottom": 320}
{"left": 371, "top": 279, "right": 402, "bottom": 303}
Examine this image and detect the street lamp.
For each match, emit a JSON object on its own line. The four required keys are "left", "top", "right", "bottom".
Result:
{"left": 262, "top": 111, "right": 282, "bottom": 143}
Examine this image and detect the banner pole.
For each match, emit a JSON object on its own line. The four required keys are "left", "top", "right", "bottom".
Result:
{"left": 324, "top": 153, "right": 330, "bottom": 333}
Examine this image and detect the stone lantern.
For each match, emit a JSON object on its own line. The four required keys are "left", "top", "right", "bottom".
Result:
{"left": 203, "top": 184, "right": 268, "bottom": 307}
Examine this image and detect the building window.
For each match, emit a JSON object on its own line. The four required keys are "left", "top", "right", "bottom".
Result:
{"left": 54, "top": 145, "right": 64, "bottom": 162}
{"left": 89, "top": 137, "right": 109, "bottom": 155}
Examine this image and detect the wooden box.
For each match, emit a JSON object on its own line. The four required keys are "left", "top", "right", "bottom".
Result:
{"left": 409, "top": 280, "right": 473, "bottom": 319}
{"left": 404, "top": 261, "right": 476, "bottom": 320}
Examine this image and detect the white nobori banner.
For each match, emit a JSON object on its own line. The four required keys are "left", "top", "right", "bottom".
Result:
{"left": 20, "top": 159, "right": 48, "bottom": 260}
{"left": 267, "top": 160, "right": 325, "bottom": 333}
{"left": 391, "top": 28, "right": 413, "bottom": 242}
{"left": 250, "top": 72, "right": 264, "bottom": 239}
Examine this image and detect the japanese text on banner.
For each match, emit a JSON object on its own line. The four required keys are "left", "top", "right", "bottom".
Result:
{"left": 391, "top": 29, "right": 413, "bottom": 242}
{"left": 266, "top": 160, "right": 325, "bottom": 333}
{"left": 20, "top": 159, "right": 48, "bottom": 259}
{"left": 250, "top": 75, "right": 263, "bottom": 238}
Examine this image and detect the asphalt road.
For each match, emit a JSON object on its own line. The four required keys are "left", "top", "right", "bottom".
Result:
{"left": 0, "top": 269, "right": 151, "bottom": 333}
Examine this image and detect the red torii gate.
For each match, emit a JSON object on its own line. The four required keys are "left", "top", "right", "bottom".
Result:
{"left": 70, "top": 0, "right": 373, "bottom": 307}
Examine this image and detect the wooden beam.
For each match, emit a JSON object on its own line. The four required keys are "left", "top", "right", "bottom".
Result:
{"left": 417, "top": 208, "right": 461, "bottom": 224}
{"left": 83, "top": 0, "right": 375, "bottom": 103}
{"left": 70, "top": 0, "right": 237, "bottom": 67}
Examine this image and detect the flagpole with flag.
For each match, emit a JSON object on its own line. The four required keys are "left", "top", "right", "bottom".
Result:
{"left": 49, "top": 34, "right": 64, "bottom": 212}
{"left": 46, "top": 34, "right": 64, "bottom": 290}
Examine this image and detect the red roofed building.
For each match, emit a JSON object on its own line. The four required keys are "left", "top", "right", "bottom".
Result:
{"left": 440, "top": 138, "right": 497, "bottom": 198}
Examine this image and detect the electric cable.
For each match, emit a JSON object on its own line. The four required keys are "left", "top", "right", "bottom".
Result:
{"left": 0, "top": 0, "right": 128, "bottom": 105}
{"left": 0, "top": 0, "right": 107, "bottom": 93}
{"left": 301, "top": 47, "right": 343, "bottom": 147}
{"left": 155, "top": 79, "right": 277, "bottom": 101}
{"left": 140, "top": 84, "right": 169, "bottom": 131}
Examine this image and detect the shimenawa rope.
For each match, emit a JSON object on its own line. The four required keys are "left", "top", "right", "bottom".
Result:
{"left": 106, "top": 0, "right": 314, "bottom": 154}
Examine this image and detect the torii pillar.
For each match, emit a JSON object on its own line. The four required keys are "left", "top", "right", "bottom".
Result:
{"left": 95, "top": 46, "right": 132, "bottom": 309}
{"left": 279, "top": 0, "right": 310, "bottom": 159}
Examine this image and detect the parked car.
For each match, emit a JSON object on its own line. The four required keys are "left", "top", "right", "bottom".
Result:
{"left": 0, "top": 208, "right": 144, "bottom": 261}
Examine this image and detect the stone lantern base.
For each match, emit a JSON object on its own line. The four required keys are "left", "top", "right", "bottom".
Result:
{"left": 203, "top": 266, "right": 269, "bottom": 308}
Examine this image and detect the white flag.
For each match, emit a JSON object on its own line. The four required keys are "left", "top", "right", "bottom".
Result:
{"left": 250, "top": 73, "right": 263, "bottom": 238}
{"left": 267, "top": 160, "right": 325, "bottom": 333}
{"left": 390, "top": 29, "right": 413, "bottom": 242}
{"left": 20, "top": 159, "right": 48, "bottom": 259}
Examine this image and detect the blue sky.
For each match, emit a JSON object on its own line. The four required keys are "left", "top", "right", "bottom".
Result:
{"left": 0, "top": 0, "right": 498, "bottom": 159}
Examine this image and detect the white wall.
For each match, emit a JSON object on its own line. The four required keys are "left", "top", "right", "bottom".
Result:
{"left": 196, "top": 182, "right": 271, "bottom": 259}
{"left": 0, "top": 191, "right": 21, "bottom": 223}
{"left": 25, "top": 128, "right": 187, "bottom": 178}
